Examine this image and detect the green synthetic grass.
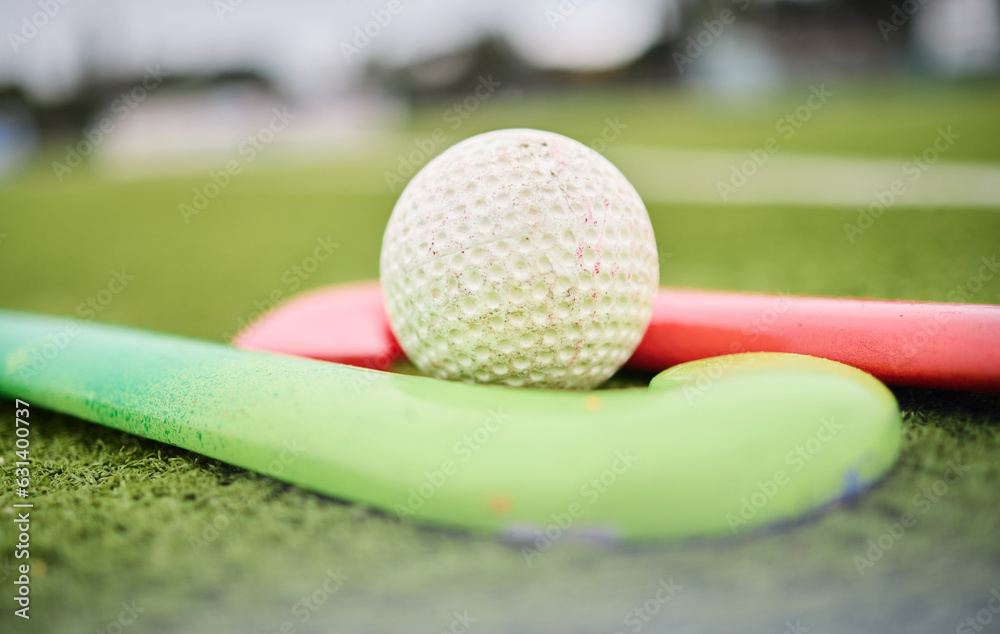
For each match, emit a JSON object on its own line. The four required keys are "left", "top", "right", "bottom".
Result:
{"left": 1, "top": 79, "right": 999, "bottom": 633}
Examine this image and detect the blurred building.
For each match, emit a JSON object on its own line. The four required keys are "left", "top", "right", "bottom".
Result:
{"left": 0, "top": 0, "right": 997, "bottom": 172}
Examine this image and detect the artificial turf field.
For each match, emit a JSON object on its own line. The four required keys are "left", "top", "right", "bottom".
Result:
{"left": 1, "top": 79, "right": 999, "bottom": 633}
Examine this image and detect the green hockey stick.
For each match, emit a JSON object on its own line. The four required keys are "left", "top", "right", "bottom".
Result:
{"left": 0, "top": 310, "right": 901, "bottom": 541}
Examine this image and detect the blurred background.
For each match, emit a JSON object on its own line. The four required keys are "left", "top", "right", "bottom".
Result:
{"left": 1, "top": 0, "right": 999, "bottom": 179}
{"left": 1, "top": 2, "right": 1000, "bottom": 634}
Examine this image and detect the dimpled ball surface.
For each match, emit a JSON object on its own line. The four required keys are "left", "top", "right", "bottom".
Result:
{"left": 380, "top": 128, "right": 658, "bottom": 389}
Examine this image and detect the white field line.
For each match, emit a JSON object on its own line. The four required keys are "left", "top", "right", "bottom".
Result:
{"left": 89, "top": 139, "right": 1000, "bottom": 209}
{"left": 608, "top": 145, "right": 1000, "bottom": 208}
